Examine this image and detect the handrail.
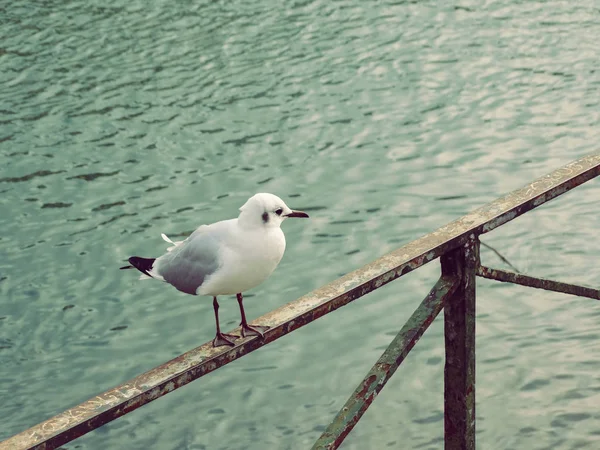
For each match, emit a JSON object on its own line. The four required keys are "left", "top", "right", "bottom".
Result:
{"left": 2, "top": 153, "right": 600, "bottom": 450}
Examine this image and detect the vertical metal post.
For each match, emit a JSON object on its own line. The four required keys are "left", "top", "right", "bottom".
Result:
{"left": 441, "top": 234, "right": 479, "bottom": 450}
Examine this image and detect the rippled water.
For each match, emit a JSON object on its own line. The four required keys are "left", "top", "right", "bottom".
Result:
{"left": 2, "top": 0, "right": 600, "bottom": 448}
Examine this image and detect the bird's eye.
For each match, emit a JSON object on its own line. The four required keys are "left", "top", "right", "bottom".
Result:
{"left": 275, "top": 208, "right": 283, "bottom": 216}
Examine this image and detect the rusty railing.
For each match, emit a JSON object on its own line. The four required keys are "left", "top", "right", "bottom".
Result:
{"left": 2, "top": 154, "right": 600, "bottom": 450}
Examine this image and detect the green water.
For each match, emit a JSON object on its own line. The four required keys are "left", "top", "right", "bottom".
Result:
{"left": 2, "top": 0, "right": 600, "bottom": 448}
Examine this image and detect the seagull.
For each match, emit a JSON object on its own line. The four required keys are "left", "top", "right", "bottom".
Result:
{"left": 120, "top": 193, "right": 309, "bottom": 347}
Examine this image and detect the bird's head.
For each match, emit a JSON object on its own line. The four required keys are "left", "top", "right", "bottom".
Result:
{"left": 239, "top": 193, "right": 309, "bottom": 228}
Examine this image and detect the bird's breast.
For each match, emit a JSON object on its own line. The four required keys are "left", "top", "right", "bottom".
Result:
{"left": 234, "top": 228, "right": 286, "bottom": 279}
{"left": 197, "top": 228, "right": 286, "bottom": 296}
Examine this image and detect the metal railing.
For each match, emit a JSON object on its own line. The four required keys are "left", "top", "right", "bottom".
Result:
{"left": 2, "top": 154, "right": 600, "bottom": 450}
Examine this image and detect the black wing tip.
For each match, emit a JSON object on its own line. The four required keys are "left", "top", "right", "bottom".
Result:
{"left": 127, "top": 256, "right": 156, "bottom": 277}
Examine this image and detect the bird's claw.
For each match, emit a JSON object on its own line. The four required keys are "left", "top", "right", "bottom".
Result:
{"left": 240, "top": 324, "right": 269, "bottom": 339}
{"left": 212, "top": 332, "right": 238, "bottom": 348}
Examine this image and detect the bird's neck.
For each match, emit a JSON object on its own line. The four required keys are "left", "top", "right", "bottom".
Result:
{"left": 237, "top": 211, "right": 261, "bottom": 229}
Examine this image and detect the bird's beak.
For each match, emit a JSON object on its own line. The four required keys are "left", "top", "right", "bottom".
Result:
{"left": 285, "top": 210, "right": 309, "bottom": 218}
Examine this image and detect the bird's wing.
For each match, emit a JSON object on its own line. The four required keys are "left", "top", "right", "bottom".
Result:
{"left": 152, "top": 224, "right": 224, "bottom": 295}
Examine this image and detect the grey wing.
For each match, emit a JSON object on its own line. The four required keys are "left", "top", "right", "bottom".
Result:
{"left": 153, "top": 229, "right": 222, "bottom": 295}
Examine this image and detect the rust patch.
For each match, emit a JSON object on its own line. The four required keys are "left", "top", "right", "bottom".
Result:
{"left": 356, "top": 374, "right": 377, "bottom": 398}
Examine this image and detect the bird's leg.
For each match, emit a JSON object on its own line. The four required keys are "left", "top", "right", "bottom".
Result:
{"left": 212, "top": 296, "right": 237, "bottom": 347}
{"left": 237, "top": 293, "right": 269, "bottom": 338}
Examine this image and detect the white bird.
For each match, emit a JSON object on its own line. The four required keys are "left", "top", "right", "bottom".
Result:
{"left": 120, "top": 193, "right": 309, "bottom": 347}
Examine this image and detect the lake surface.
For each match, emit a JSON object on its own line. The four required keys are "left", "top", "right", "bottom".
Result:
{"left": 2, "top": 0, "right": 600, "bottom": 448}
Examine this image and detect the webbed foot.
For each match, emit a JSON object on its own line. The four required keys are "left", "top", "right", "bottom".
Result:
{"left": 212, "top": 332, "right": 238, "bottom": 347}
{"left": 240, "top": 324, "right": 270, "bottom": 339}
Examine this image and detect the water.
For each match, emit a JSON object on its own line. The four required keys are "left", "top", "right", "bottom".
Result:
{"left": 2, "top": 0, "right": 600, "bottom": 448}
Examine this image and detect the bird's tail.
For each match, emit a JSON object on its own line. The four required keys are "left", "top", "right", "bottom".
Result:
{"left": 161, "top": 233, "right": 183, "bottom": 252}
{"left": 120, "top": 256, "right": 156, "bottom": 277}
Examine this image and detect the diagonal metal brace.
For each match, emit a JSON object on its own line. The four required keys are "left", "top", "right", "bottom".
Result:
{"left": 312, "top": 275, "right": 459, "bottom": 450}
{"left": 477, "top": 266, "right": 600, "bottom": 301}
